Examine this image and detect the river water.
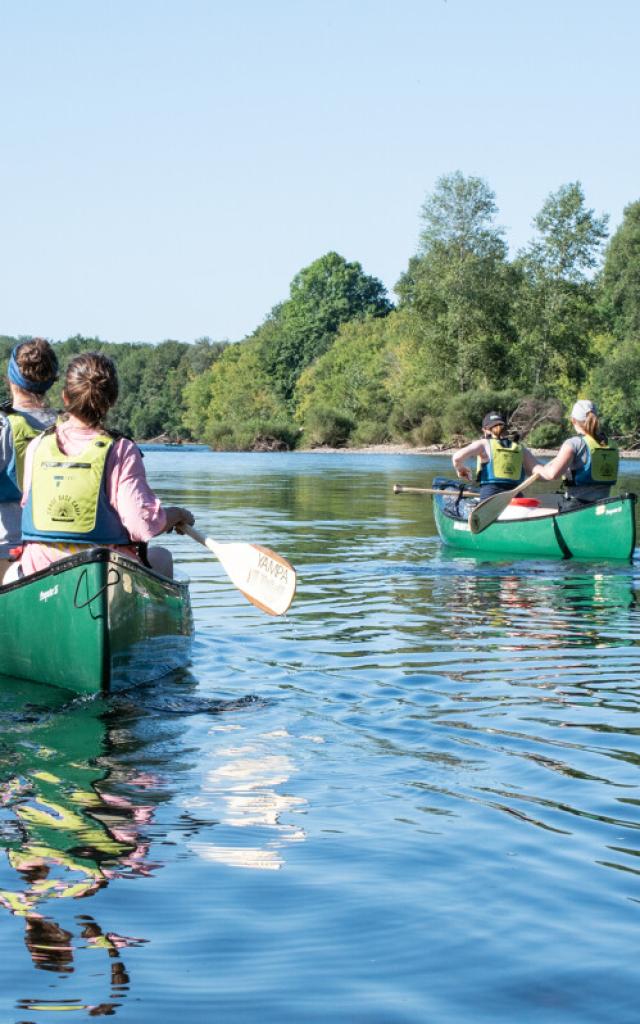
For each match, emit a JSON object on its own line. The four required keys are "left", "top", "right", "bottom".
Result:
{"left": 1, "top": 449, "right": 640, "bottom": 1023}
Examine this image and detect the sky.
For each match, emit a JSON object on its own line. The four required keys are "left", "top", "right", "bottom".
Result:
{"left": 0, "top": 0, "right": 638, "bottom": 346}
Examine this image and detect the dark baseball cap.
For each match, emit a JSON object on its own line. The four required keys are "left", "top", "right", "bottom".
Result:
{"left": 482, "top": 411, "right": 506, "bottom": 429}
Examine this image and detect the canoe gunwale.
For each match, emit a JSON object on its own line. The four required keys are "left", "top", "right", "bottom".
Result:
{"left": 0, "top": 546, "right": 186, "bottom": 597}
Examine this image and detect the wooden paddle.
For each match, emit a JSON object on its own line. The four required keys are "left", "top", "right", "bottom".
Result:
{"left": 181, "top": 524, "right": 296, "bottom": 616}
{"left": 393, "top": 484, "right": 478, "bottom": 498}
{"left": 468, "top": 475, "right": 538, "bottom": 534}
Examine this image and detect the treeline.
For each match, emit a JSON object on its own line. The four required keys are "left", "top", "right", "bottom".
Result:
{"left": 0, "top": 335, "right": 226, "bottom": 441}
{"left": 3, "top": 172, "right": 640, "bottom": 449}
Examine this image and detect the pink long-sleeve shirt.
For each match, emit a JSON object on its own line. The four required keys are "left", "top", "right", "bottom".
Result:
{"left": 19, "top": 420, "right": 167, "bottom": 576}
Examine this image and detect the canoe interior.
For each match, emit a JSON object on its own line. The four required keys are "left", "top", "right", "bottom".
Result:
{"left": 0, "top": 548, "right": 193, "bottom": 695}
{"left": 431, "top": 477, "right": 637, "bottom": 561}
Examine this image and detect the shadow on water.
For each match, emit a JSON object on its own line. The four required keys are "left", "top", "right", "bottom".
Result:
{"left": 0, "top": 670, "right": 260, "bottom": 1018}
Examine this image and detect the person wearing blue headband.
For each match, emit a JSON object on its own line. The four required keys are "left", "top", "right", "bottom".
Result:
{"left": 0, "top": 339, "right": 58, "bottom": 580}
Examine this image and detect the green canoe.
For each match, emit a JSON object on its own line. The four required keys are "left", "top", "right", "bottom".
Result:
{"left": 0, "top": 548, "right": 193, "bottom": 695}
{"left": 432, "top": 478, "right": 637, "bottom": 561}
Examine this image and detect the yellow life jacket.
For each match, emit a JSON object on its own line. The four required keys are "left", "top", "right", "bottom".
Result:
{"left": 21, "top": 430, "right": 131, "bottom": 545}
{"left": 572, "top": 434, "right": 619, "bottom": 486}
{"left": 477, "top": 437, "right": 524, "bottom": 487}
{"left": 0, "top": 409, "right": 43, "bottom": 502}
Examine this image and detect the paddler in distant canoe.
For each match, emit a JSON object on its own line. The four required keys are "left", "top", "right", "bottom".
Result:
{"left": 531, "top": 399, "right": 619, "bottom": 509}
{"left": 0, "top": 339, "right": 59, "bottom": 580}
{"left": 4, "top": 351, "right": 194, "bottom": 584}
{"left": 452, "top": 411, "right": 539, "bottom": 500}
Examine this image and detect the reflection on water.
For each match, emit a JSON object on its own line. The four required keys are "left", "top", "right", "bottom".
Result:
{"left": 0, "top": 673, "right": 273, "bottom": 1017}
{"left": 0, "top": 682, "right": 148, "bottom": 1015}
{"left": 186, "top": 726, "right": 307, "bottom": 871}
{"left": 3, "top": 451, "right": 640, "bottom": 1022}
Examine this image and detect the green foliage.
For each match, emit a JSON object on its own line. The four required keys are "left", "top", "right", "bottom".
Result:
{"left": 529, "top": 181, "right": 608, "bottom": 281}
{"left": 417, "top": 170, "right": 507, "bottom": 259}
{"left": 183, "top": 339, "right": 282, "bottom": 443}
{"left": 396, "top": 172, "right": 516, "bottom": 393}
{"left": 587, "top": 335, "right": 640, "bottom": 441}
{"left": 512, "top": 183, "right": 608, "bottom": 392}
{"left": 410, "top": 416, "right": 443, "bottom": 447}
{"left": 440, "top": 389, "right": 522, "bottom": 441}
{"left": 1, "top": 334, "right": 226, "bottom": 440}
{"left": 4, "top": 175, "right": 640, "bottom": 452}
{"left": 257, "top": 251, "right": 392, "bottom": 403}
{"left": 526, "top": 422, "right": 566, "bottom": 448}
{"left": 295, "top": 315, "right": 396, "bottom": 427}
{"left": 303, "top": 407, "right": 355, "bottom": 448}
{"left": 204, "top": 419, "right": 299, "bottom": 452}
{"left": 388, "top": 388, "right": 435, "bottom": 437}
{"left": 349, "top": 419, "right": 391, "bottom": 447}
{"left": 600, "top": 200, "right": 640, "bottom": 341}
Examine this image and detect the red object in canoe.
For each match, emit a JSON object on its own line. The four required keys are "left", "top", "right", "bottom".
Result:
{"left": 510, "top": 497, "right": 541, "bottom": 508}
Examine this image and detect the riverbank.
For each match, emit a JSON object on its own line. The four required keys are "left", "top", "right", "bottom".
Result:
{"left": 140, "top": 438, "right": 640, "bottom": 460}
{"left": 299, "top": 442, "right": 640, "bottom": 459}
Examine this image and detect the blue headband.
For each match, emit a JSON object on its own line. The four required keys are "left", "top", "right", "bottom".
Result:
{"left": 7, "top": 344, "right": 56, "bottom": 394}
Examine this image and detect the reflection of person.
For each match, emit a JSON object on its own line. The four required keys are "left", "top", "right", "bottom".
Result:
{"left": 8, "top": 352, "right": 194, "bottom": 582}
{"left": 0, "top": 764, "right": 154, "bottom": 1009}
{"left": 452, "top": 411, "right": 539, "bottom": 500}
{"left": 0, "top": 339, "right": 58, "bottom": 579}
{"left": 532, "top": 399, "right": 619, "bottom": 508}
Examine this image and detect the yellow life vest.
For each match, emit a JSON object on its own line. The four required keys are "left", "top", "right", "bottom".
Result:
{"left": 586, "top": 435, "right": 619, "bottom": 483}
{"left": 573, "top": 435, "right": 619, "bottom": 486}
{"left": 0, "top": 410, "right": 43, "bottom": 501}
{"left": 477, "top": 437, "right": 524, "bottom": 486}
{"left": 21, "top": 431, "right": 131, "bottom": 545}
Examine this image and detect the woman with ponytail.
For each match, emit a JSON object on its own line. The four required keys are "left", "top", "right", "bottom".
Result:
{"left": 531, "top": 399, "right": 619, "bottom": 507}
{"left": 0, "top": 339, "right": 58, "bottom": 579}
{"left": 9, "top": 352, "right": 193, "bottom": 582}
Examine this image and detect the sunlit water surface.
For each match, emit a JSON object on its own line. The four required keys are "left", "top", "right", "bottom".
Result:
{"left": 1, "top": 450, "right": 640, "bottom": 1022}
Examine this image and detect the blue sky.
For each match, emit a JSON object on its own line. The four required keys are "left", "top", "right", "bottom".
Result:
{"left": 0, "top": 0, "right": 638, "bottom": 345}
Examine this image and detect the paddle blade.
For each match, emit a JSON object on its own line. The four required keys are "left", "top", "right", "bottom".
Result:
{"left": 469, "top": 475, "right": 537, "bottom": 535}
{"left": 469, "top": 491, "right": 514, "bottom": 534}
{"left": 204, "top": 538, "right": 296, "bottom": 616}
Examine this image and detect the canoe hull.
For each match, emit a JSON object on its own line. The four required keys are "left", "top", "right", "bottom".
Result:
{"left": 432, "top": 481, "right": 636, "bottom": 561}
{"left": 0, "top": 549, "right": 193, "bottom": 695}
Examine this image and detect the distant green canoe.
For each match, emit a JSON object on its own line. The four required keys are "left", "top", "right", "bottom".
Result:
{"left": 0, "top": 548, "right": 193, "bottom": 695}
{"left": 432, "top": 479, "right": 637, "bottom": 561}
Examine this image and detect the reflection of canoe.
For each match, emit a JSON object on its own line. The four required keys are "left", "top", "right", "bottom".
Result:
{"left": 432, "top": 478, "right": 637, "bottom": 561}
{"left": 0, "top": 548, "right": 193, "bottom": 695}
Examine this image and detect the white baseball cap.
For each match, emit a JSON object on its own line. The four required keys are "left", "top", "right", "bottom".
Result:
{"left": 571, "top": 399, "right": 597, "bottom": 422}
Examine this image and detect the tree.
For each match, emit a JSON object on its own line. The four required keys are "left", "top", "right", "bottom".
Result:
{"left": 256, "top": 251, "right": 392, "bottom": 403}
{"left": 512, "top": 182, "right": 608, "bottom": 392}
{"left": 587, "top": 334, "right": 640, "bottom": 442}
{"left": 600, "top": 200, "right": 640, "bottom": 341}
{"left": 294, "top": 315, "right": 396, "bottom": 436}
{"left": 182, "top": 339, "right": 286, "bottom": 448}
{"left": 396, "top": 172, "right": 516, "bottom": 393}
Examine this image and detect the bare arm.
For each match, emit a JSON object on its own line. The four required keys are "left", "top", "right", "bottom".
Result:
{"left": 532, "top": 442, "right": 574, "bottom": 481}
{"left": 452, "top": 439, "right": 487, "bottom": 480}
{"left": 522, "top": 446, "right": 541, "bottom": 474}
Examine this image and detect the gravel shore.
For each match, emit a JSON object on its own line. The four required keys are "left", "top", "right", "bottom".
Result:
{"left": 299, "top": 443, "right": 640, "bottom": 459}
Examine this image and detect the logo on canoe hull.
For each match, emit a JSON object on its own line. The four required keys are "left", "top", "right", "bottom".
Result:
{"left": 39, "top": 584, "right": 59, "bottom": 602}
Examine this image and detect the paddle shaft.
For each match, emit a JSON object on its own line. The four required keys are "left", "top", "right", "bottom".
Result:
{"left": 183, "top": 524, "right": 210, "bottom": 547}
{"left": 393, "top": 484, "right": 478, "bottom": 498}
